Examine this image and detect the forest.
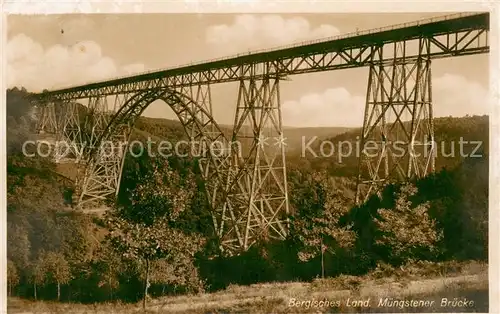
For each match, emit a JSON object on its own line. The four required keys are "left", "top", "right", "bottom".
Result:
{"left": 6, "top": 87, "right": 489, "bottom": 307}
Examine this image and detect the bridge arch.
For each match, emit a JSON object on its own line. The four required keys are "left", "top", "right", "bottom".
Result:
{"left": 77, "top": 87, "right": 232, "bottom": 230}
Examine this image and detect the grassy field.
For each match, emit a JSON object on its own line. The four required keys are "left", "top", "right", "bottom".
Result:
{"left": 7, "top": 261, "right": 488, "bottom": 313}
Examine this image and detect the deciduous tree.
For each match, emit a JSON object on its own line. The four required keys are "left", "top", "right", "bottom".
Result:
{"left": 289, "top": 171, "right": 356, "bottom": 277}
{"left": 42, "top": 251, "right": 72, "bottom": 301}
{"left": 94, "top": 243, "right": 123, "bottom": 300}
{"left": 30, "top": 252, "right": 47, "bottom": 300}
{"left": 7, "top": 259, "right": 20, "bottom": 297}
{"left": 106, "top": 215, "right": 204, "bottom": 308}
{"left": 374, "top": 183, "right": 442, "bottom": 262}
{"left": 105, "top": 158, "right": 205, "bottom": 309}
{"left": 7, "top": 223, "right": 31, "bottom": 270}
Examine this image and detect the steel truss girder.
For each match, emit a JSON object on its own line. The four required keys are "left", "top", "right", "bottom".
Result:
{"left": 355, "top": 38, "right": 435, "bottom": 205}
{"left": 219, "top": 76, "right": 290, "bottom": 253}
{"left": 75, "top": 87, "right": 232, "bottom": 225}
{"left": 36, "top": 13, "right": 488, "bottom": 102}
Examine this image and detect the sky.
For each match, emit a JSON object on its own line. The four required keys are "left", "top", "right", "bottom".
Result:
{"left": 6, "top": 13, "right": 490, "bottom": 127}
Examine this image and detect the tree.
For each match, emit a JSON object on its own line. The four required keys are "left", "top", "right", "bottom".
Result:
{"left": 105, "top": 158, "right": 205, "bottom": 309}
{"left": 7, "top": 223, "right": 31, "bottom": 271}
{"left": 7, "top": 260, "right": 20, "bottom": 297}
{"left": 57, "top": 214, "right": 95, "bottom": 265}
{"left": 289, "top": 171, "right": 356, "bottom": 277}
{"left": 144, "top": 255, "right": 204, "bottom": 296}
{"left": 454, "top": 155, "right": 488, "bottom": 259}
{"left": 120, "top": 158, "right": 197, "bottom": 225}
{"left": 42, "top": 251, "right": 72, "bottom": 301}
{"left": 148, "top": 259, "right": 176, "bottom": 295}
{"left": 94, "top": 243, "right": 123, "bottom": 300}
{"left": 30, "top": 252, "right": 47, "bottom": 300}
{"left": 374, "top": 183, "right": 442, "bottom": 263}
{"left": 106, "top": 215, "right": 204, "bottom": 308}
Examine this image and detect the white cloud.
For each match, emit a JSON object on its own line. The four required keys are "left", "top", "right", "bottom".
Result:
{"left": 281, "top": 73, "right": 489, "bottom": 128}
{"left": 205, "top": 14, "right": 340, "bottom": 55}
{"left": 121, "top": 63, "right": 146, "bottom": 75}
{"left": 7, "top": 33, "right": 146, "bottom": 92}
{"left": 282, "top": 87, "right": 365, "bottom": 127}
{"left": 433, "top": 73, "right": 489, "bottom": 117}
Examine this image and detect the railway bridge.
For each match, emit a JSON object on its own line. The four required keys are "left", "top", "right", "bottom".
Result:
{"left": 31, "top": 12, "right": 489, "bottom": 253}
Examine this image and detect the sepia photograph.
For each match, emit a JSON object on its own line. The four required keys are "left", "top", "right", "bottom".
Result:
{"left": 3, "top": 6, "right": 493, "bottom": 313}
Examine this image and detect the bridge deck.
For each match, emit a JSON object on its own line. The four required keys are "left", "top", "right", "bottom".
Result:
{"left": 36, "top": 12, "right": 489, "bottom": 99}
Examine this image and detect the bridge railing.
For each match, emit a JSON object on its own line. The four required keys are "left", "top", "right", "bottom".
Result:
{"left": 49, "top": 12, "right": 482, "bottom": 91}
{"left": 244, "top": 12, "right": 480, "bottom": 55}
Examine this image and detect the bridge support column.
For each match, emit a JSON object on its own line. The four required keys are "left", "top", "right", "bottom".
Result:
{"left": 35, "top": 100, "right": 78, "bottom": 163}
{"left": 355, "top": 39, "right": 435, "bottom": 205}
{"left": 222, "top": 76, "right": 289, "bottom": 253}
{"left": 75, "top": 95, "right": 131, "bottom": 209}
{"left": 51, "top": 101, "right": 86, "bottom": 163}
{"left": 36, "top": 101, "right": 58, "bottom": 134}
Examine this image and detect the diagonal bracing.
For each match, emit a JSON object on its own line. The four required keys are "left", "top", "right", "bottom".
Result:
{"left": 355, "top": 39, "right": 435, "bottom": 204}
{"left": 221, "top": 74, "right": 290, "bottom": 253}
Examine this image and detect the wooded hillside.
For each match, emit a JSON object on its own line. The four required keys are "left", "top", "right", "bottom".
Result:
{"left": 6, "top": 88, "right": 488, "bottom": 306}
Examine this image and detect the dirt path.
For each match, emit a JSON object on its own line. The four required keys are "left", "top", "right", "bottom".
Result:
{"left": 150, "top": 272, "right": 488, "bottom": 313}
{"left": 7, "top": 267, "right": 488, "bottom": 313}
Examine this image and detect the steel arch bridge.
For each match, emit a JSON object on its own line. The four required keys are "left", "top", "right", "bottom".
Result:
{"left": 31, "top": 12, "right": 489, "bottom": 254}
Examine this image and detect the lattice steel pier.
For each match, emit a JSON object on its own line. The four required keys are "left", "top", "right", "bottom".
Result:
{"left": 355, "top": 38, "right": 435, "bottom": 204}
